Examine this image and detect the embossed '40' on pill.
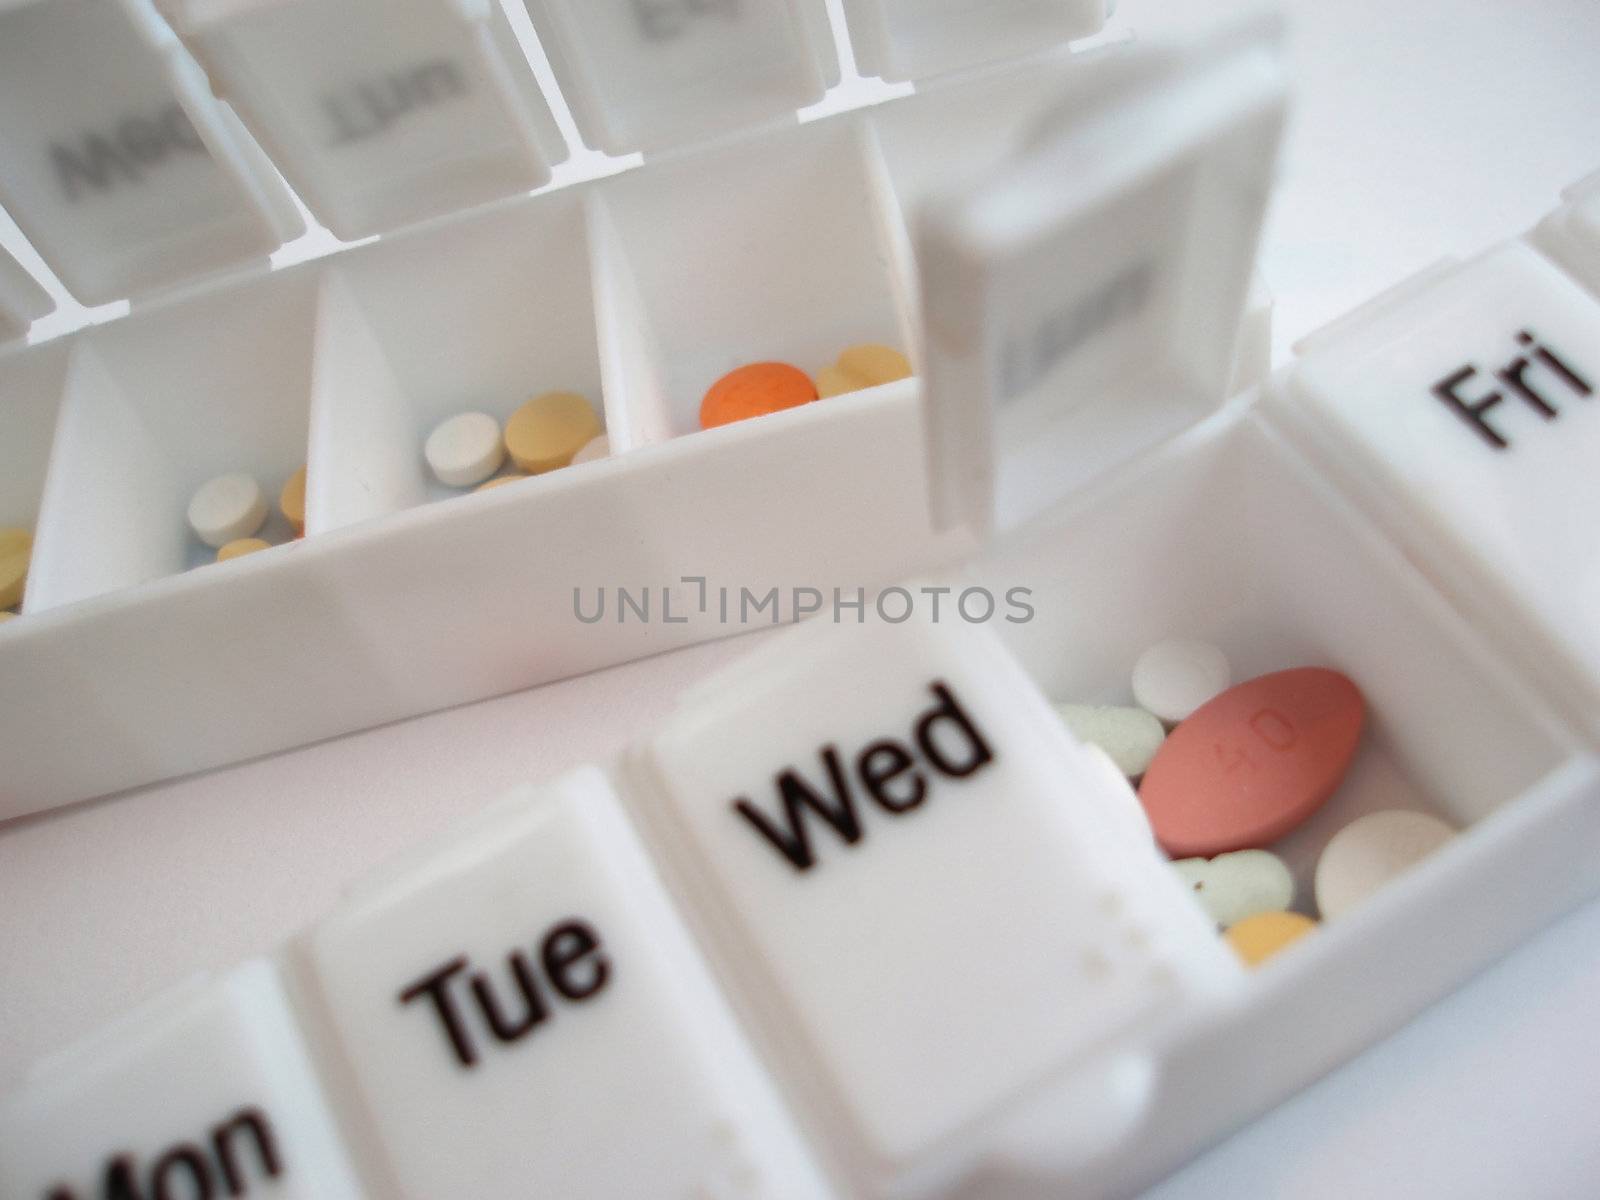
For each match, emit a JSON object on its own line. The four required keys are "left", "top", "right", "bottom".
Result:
{"left": 1138, "top": 668, "right": 1365, "bottom": 857}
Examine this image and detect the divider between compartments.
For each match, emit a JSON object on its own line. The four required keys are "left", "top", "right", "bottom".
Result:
{"left": 24, "top": 342, "right": 183, "bottom": 613}
{"left": 855, "top": 117, "right": 922, "bottom": 372}
{"left": 584, "top": 191, "right": 672, "bottom": 453}
{"left": 304, "top": 269, "right": 423, "bottom": 535}
{"left": 0, "top": 344, "right": 71, "bottom": 615}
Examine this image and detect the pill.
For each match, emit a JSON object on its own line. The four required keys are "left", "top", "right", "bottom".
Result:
{"left": 1224, "top": 911, "right": 1317, "bottom": 968}
{"left": 1055, "top": 702, "right": 1166, "bottom": 778}
{"left": 0, "top": 526, "right": 32, "bottom": 610}
{"left": 425, "top": 411, "right": 505, "bottom": 487}
{"left": 1131, "top": 638, "right": 1232, "bottom": 725}
{"left": 700, "top": 362, "right": 817, "bottom": 429}
{"left": 505, "top": 392, "right": 602, "bottom": 473}
{"left": 1173, "top": 850, "right": 1295, "bottom": 930}
{"left": 1081, "top": 744, "right": 1155, "bottom": 845}
{"left": 1314, "top": 809, "right": 1457, "bottom": 921}
{"left": 475, "top": 474, "right": 528, "bottom": 492}
{"left": 188, "top": 473, "right": 268, "bottom": 549}
{"left": 279, "top": 465, "right": 307, "bottom": 535}
{"left": 0, "top": 610, "right": 16, "bottom": 623}
{"left": 571, "top": 433, "right": 610, "bottom": 465}
{"left": 1138, "top": 667, "right": 1366, "bottom": 857}
{"left": 815, "top": 343, "right": 914, "bottom": 398}
{"left": 216, "top": 537, "right": 272, "bottom": 562}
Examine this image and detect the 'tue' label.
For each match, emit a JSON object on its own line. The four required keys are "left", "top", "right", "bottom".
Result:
{"left": 635, "top": 618, "right": 1237, "bottom": 1182}
{"left": 297, "top": 768, "right": 830, "bottom": 1199}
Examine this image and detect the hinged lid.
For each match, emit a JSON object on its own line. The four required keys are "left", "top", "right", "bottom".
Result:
{"left": 916, "top": 15, "right": 1287, "bottom": 538}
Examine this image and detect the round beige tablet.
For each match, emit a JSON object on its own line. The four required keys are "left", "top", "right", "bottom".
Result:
{"left": 571, "top": 433, "right": 610, "bottom": 465}
{"left": 425, "top": 411, "right": 505, "bottom": 488}
{"left": 504, "top": 392, "right": 602, "bottom": 474}
{"left": 0, "top": 526, "right": 32, "bottom": 610}
{"left": 188, "top": 473, "right": 268, "bottom": 549}
{"left": 1315, "top": 809, "right": 1457, "bottom": 921}
{"left": 279, "top": 465, "right": 307, "bottom": 535}
{"left": 216, "top": 537, "right": 272, "bottom": 562}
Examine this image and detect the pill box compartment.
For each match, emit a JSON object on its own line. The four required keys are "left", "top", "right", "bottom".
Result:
{"left": 25, "top": 270, "right": 320, "bottom": 612}
{"left": 306, "top": 191, "right": 608, "bottom": 531}
{"left": 945, "top": 403, "right": 1600, "bottom": 1196}
{"left": 590, "top": 118, "right": 916, "bottom": 445}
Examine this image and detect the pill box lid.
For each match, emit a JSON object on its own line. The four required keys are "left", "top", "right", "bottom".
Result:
{"left": 915, "top": 15, "right": 1287, "bottom": 540}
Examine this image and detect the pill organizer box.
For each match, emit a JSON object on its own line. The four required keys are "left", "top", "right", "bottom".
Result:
{"left": 0, "top": 0, "right": 1151, "bottom": 818}
{"left": 7, "top": 13, "right": 1600, "bottom": 1198}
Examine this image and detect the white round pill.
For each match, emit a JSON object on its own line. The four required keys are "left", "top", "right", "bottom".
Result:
{"left": 188, "top": 473, "right": 268, "bottom": 549}
{"left": 1173, "top": 850, "right": 1294, "bottom": 930}
{"left": 425, "top": 411, "right": 505, "bottom": 488}
{"left": 1131, "top": 638, "right": 1232, "bottom": 725}
{"left": 1055, "top": 702, "right": 1166, "bottom": 778}
{"left": 1082, "top": 744, "right": 1155, "bottom": 845}
{"left": 1315, "top": 809, "right": 1457, "bottom": 921}
{"left": 571, "top": 433, "right": 610, "bottom": 465}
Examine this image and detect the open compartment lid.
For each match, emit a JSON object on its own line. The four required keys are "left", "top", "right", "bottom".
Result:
{"left": 915, "top": 15, "right": 1287, "bottom": 539}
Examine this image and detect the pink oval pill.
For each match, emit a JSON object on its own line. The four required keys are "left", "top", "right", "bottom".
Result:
{"left": 1138, "top": 667, "right": 1365, "bottom": 857}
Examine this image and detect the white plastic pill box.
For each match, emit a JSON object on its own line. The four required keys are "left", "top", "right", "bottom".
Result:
{"left": 4, "top": 3, "right": 1600, "bottom": 1198}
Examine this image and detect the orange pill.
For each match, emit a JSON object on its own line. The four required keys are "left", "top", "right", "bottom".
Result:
{"left": 699, "top": 362, "right": 818, "bottom": 430}
{"left": 1138, "top": 668, "right": 1365, "bottom": 858}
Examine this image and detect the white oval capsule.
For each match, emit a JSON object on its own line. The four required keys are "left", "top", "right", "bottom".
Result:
{"left": 1054, "top": 702, "right": 1166, "bottom": 778}
{"left": 1173, "top": 849, "right": 1295, "bottom": 930}
{"left": 188, "top": 473, "right": 269, "bottom": 549}
{"left": 1315, "top": 809, "right": 1457, "bottom": 921}
{"left": 1131, "top": 638, "right": 1232, "bottom": 726}
{"left": 425, "top": 411, "right": 506, "bottom": 488}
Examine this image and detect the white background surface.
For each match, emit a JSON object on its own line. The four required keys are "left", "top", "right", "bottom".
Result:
{"left": 4, "top": 0, "right": 1600, "bottom": 1196}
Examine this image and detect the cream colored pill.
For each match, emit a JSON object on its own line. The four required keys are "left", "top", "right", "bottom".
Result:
{"left": 425, "top": 411, "right": 504, "bottom": 488}
{"left": 188, "top": 473, "right": 268, "bottom": 549}
{"left": 216, "top": 537, "right": 271, "bottom": 562}
{"left": 1174, "top": 850, "right": 1295, "bottom": 930}
{"left": 1081, "top": 744, "right": 1155, "bottom": 845}
{"left": 0, "top": 609, "right": 17, "bottom": 624}
{"left": 505, "top": 392, "right": 601, "bottom": 474}
{"left": 279, "top": 465, "right": 307, "bottom": 535}
{"left": 0, "top": 527, "right": 32, "bottom": 610}
{"left": 571, "top": 433, "right": 610, "bottom": 465}
{"left": 1054, "top": 702, "right": 1166, "bottom": 778}
{"left": 1315, "top": 809, "right": 1457, "bottom": 921}
{"left": 1132, "top": 638, "right": 1232, "bottom": 726}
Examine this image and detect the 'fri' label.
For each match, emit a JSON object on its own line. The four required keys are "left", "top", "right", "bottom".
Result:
{"left": 1431, "top": 328, "right": 1593, "bottom": 450}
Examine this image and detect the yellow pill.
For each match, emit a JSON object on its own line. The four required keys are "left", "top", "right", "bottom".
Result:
{"left": 815, "top": 365, "right": 863, "bottom": 400}
{"left": 0, "top": 527, "right": 32, "bottom": 611}
{"left": 280, "top": 466, "right": 307, "bottom": 535}
{"left": 0, "top": 610, "right": 17, "bottom": 624}
{"left": 475, "top": 474, "right": 528, "bottom": 492}
{"left": 837, "top": 343, "right": 912, "bottom": 387}
{"left": 217, "top": 537, "right": 272, "bottom": 562}
{"left": 1224, "top": 911, "right": 1317, "bottom": 968}
{"left": 504, "top": 392, "right": 602, "bottom": 474}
